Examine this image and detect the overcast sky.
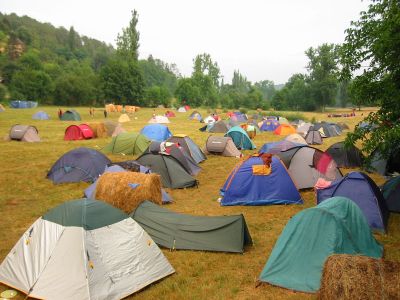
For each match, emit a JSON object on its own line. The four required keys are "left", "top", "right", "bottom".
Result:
{"left": 0, "top": 0, "right": 369, "bottom": 84}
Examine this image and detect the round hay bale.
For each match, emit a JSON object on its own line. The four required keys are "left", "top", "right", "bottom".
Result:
{"left": 95, "top": 172, "right": 162, "bottom": 213}
{"left": 318, "top": 254, "right": 400, "bottom": 300}
{"left": 88, "top": 123, "right": 107, "bottom": 138}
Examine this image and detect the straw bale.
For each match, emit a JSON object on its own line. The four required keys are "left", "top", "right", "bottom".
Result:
{"left": 88, "top": 123, "right": 107, "bottom": 138}
{"left": 105, "top": 104, "right": 116, "bottom": 113}
{"left": 116, "top": 105, "right": 123, "bottom": 112}
{"left": 95, "top": 172, "right": 162, "bottom": 213}
{"left": 125, "top": 105, "right": 137, "bottom": 113}
{"left": 318, "top": 254, "right": 400, "bottom": 300}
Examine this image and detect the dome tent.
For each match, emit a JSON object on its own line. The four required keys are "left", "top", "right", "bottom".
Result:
{"left": 47, "top": 147, "right": 111, "bottom": 183}
{"left": 259, "top": 140, "right": 302, "bottom": 154}
{"left": 220, "top": 155, "right": 302, "bottom": 206}
{"left": 60, "top": 110, "right": 81, "bottom": 121}
{"left": 167, "top": 134, "right": 207, "bottom": 164}
{"left": 148, "top": 115, "right": 170, "bottom": 124}
{"left": 284, "top": 133, "right": 307, "bottom": 145}
{"left": 32, "top": 111, "right": 50, "bottom": 120}
{"left": 316, "top": 172, "right": 389, "bottom": 232}
{"left": 381, "top": 176, "right": 400, "bottom": 212}
{"left": 140, "top": 124, "right": 172, "bottom": 142}
{"left": 274, "top": 124, "right": 296, "bottom": 136}
{"left": 326, "top": 142, "right": 364, "bottom": 168}
{"left": 102, "top": 132, "right": 151, "bottom": 156}
{"left": 0, "top": 199, "right": 174, "bottom": 300}
{"left": 305, "top": 130, "right": 323, "bottom": 145}
{"left": 224, "top": 126, "right": 256, "bottom": 150}
{"left": 259, "top": 197, "right": 383, "bottom": 293}
{"left": 259, "top": 119, "right": 279, "bottom": 131}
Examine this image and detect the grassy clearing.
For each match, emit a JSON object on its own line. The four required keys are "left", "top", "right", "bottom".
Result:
{"left": 0, "top": 106, "right": 398, "bottom": 300}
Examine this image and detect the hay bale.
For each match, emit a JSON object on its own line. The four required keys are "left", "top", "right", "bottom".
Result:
{"left": 88, "top": 123, "right": 107, "bottom": 138}
{"left": 95, "top": 172, "right": 162, "bottom": 213}
{"left": 318, "top": 254, "right": 400, "bottom": 300}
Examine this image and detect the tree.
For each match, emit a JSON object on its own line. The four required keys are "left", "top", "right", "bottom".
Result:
{"left": 116, "top": 10, "right": 140, "bottom": 61}
{"left": 254, "top": 80, "right": 276, "bottom": 101}
{"left": 341, "top": 0, "right": 400, "bottom": 163}
{"left": 175, "top": 78, "right": 202, "bottom": 107}
{"left": 305, "top": 43, "right": 339, "bottom": 111}
{"left": 192, "top": 53, "right": 220, "bottom": 87}
{"left": 10, "top": 69, "right": 53, "bottom": 102}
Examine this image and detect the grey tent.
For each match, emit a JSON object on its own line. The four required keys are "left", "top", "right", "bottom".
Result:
{"left": 305, "top": 130, "right": 323, "bottom": 145}
{"left": 326, "top": 142, "right": 364, "bottom": 168}
{"left": 311, "top": 122, "right": 340, "bottom": 138}
{"left": 8, "top": 125, "right": 40, "bottom": 142}
{"left": 103, "top": 121, "right": 125, "bottom": 137}
{"left": 131, "top": 201, "right": 252, "bottom": 253}
{"left": 136, "top": 152, "right": 197, "bottom": 188}
{"left": 369, "top": 148, "right": 400, "bottom": 176}
{"left": 209, "top": 121, "right": 230, "bottom": 133}
{"left": 277, "top": 146, "right": 342, "bottom": 189}
{"left": 203, "top": 136, "right": 242, "bottom": 157}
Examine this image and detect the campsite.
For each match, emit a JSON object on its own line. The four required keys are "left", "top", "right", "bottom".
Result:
{"left": 0, "top": 106, "right": 399, "bottom": 299}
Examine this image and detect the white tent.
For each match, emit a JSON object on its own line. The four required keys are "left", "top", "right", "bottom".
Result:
{"left": 118, "top": 114, "right": 130, "bottom": 123}
{"left": 177, "top": 107, "right": 186, "bottom": 113}
{"left": 203, "top": 116, "right": 216, "bottom": 124}
{"left": 284, "top": 133, "right": 307, "bottom": 145}
{"left": 0, "top": 199, "right": 174, "bottom": 300}
{"left": 148, "top": 115, "right": 171, "bottom": 124}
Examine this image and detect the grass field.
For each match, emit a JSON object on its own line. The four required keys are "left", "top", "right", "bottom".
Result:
{"left": 0, "top": 106, "right": 398, "bottom": 300}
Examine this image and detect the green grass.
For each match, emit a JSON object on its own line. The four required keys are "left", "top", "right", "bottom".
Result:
{"left": 0, "top": 106, "right": 398, "bottom": 300}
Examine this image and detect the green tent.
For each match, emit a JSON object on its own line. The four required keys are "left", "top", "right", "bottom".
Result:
{"left": 60, "top": 110, "right": 81, "bottom": 121}
{"left": 131, "top": 201, "right": 252, "bottom": 253}
{"left": 136, "top": 153, "right": 197, "bottom": 188}
{"left": 102, "top": 132, "right": 150, "bottom": 155}
{"left": 224, "top": 126, "right": 256, "bottom": 150}
{"left": 259, "top": 197, "right": 383, "bottom": 293}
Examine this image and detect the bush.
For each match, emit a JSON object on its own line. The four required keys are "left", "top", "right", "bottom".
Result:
{"left": 0, "top": 84, "right": 8, "bottom": 101}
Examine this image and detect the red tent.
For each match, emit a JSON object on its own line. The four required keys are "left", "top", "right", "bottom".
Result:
{"left": 64, "top": 124, "right": 94, "bottom": 140}
{"left": 184, "top": 105, "right": 191, "bottom": 111}
{"left": 165, "top": 111, "right": 176, "bottom": 117}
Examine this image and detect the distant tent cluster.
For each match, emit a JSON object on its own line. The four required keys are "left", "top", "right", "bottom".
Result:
{"left": 10, "top": 100, "right": 38, "bottom": 108}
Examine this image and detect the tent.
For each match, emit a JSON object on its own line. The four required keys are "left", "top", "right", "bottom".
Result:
{"left": 165, "top": 110, "right": 176, "bottom": 117}
{"left": 311, "top": 122, "right": 340, "bottom": 138}
{"left": 208, "top": 120, "right": 230, "bottom": 133}
{"left": 284, "top": 133, "right": 307, "bottom": 145}
{"left": 326, "top": 142, "right": 364, "bottom": 168}
{"left": 296, "top": 122, "right": 313, "bottom": 136}
{"left": 0, "top": 103, "right": 5, "bottom": 112}
{"left": 220, "top": 155, "right": 302, "bottom": 206}
{"left": 103, "top": 121, "right": 125, "bottom": 137}
{"left": 118, "top": 114, "right": 130, "bottom": 123}
{"left": 225, "top": 126, "right": 256, "bottom": 150}
{"left": 148, "top": 115, "right": 170, "bottom": 124}
{"left": 189, "top": 111, "right": 203, "bottom": 122}
{"left": 0, "top": 199, "right": 174, "bottom": 300}
{"left": 10, "top": 100, "right": 38, "bottom": 108}
{"left": 337, "top": 122, "right": 350, "bottom": 130}
{"left": 230, "top": 113, "right": 247, "bottom": 123}
{"left": 259, "top": 119, "right": 280, "bottom": 131}
{"left": 203, "top": 115, "right": 216, "bottom": 124}
{"left": 102, "top": 132, "right": 150, "bottom": 156}
{"left": 203, "top": 136, "right": 242, "bottom": 157}
{"left": 32, "top": 111, "right": 50, "bottom": 120}
{"left": 277, "top": 117, "right": 289, "bottom": 124}
{"left": 145, "top": 141, "right": 201, "bottom": 176}
{"left": 64, "top": 124, "right": 94, "bottom": 141}
{"left": 177, "top": 106, "right": 186, "bottom": 112}
{"left": 316, "top": 172, "right": 389, "bottom": 232}
{"left": 184, "top": 105, "right": 190, "bottom": 110}
{"left": 381, "top": 176, "right": 400, "bottom": 212}
{"left": 167, "top": 134, "right": 207, "bottom": 164}
{"left": 259, "top": 140, "right": 303, "bottom": 154}
{"left": 277, "top": 146, "right": 342, "bottom": 189}
{"left": 259, "top": 197, "right": 383, "bottom": 293}
{"left": 274, "top": 124, "right": 296, "bottom": 136}
{"left": 136, "top": 152, "right": 197, "bottom": 189}
{"left": 8, "top": 125, "right": 40, "bottom": 142}
{"left": 305, "top": 130, "right": 323, "bottom": 145}
{"left": 131, "top": 201, "right": 252, "bottom": 252}
{"left": 47, "top": 147, "right": 111, "bottom": 183}
{"left": 140, "top": 124, "right": 172, "bottom": 142}
{"left": 369, "top": 148, "right": 400, "bottom": 176}
{"left": 60, "top": 110, "right": 81, "bottom": 121}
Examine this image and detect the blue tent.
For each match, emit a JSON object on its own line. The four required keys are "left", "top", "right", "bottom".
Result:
{"left": 32, "top": 111, "right": 50, "bottom": 120}
{"left": 231, "top": 112, "right": 247, "bottom": 123}
{"left": 10, "top": 100, "right": 38, "bottom": 108}
{"left": 259, "top": 140, "right": 303, "bottom": 154}
{"left": 224, "top": 126, "right": 256, "bottom": 150}
{"left": 47, "top": 147, "right": 111, "bottom": 184}
{"left": 220, "top": 155, "right": 302, "bottom": 206}
{"left": 316, "top": 172, "right": 389, "bottom": 232}
{"left": 84, "top": 165, "right": 172, "bottom": 203}
{"left": 260, "top": 120, "right": 280, "bottom": 131}
{"left": 140, "top": 124, "right": 172, "bottom": 142}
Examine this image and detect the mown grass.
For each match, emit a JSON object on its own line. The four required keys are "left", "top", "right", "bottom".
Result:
{"left": 0, "top": 106, "right": 398, "bottom": 300}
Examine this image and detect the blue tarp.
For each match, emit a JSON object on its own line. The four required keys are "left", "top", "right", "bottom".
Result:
{"left": 140, "top": 124, "right": 172, "bottom": 142}
{"left": 224, "top": 126, "right": 256, "bottom": 150}
{"left": 316, "top": 172, "right": 389, "bottom": 232}
{"left": 10, "top": 100, "right": 38, "bottom": 108}
{"left": 32, "top": 111, "right": 50, "bottom": 120}
{"left": 220, "top": 156, "right": 302, "bottom": 206}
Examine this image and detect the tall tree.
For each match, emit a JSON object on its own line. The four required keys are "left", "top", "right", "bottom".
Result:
{"left": 116, "top": 10, "right": 140, "bottom": 61}
{"left": 192, "top": 53, "right": 220, "bottom": 87}
{"left": 341, "top": 0, "right": 400, "bottom": 163}
{"left": 305, "top": 43, "right": 339, "bottom": 111}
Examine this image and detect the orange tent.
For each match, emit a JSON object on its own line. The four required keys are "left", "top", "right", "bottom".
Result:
{"left": 274, "top": 124, "right": 296, "bottom": 136}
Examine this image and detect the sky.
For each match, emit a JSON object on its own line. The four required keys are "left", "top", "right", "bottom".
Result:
{"left": 0, "top": 0, "right": 369, "bottom": 84}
